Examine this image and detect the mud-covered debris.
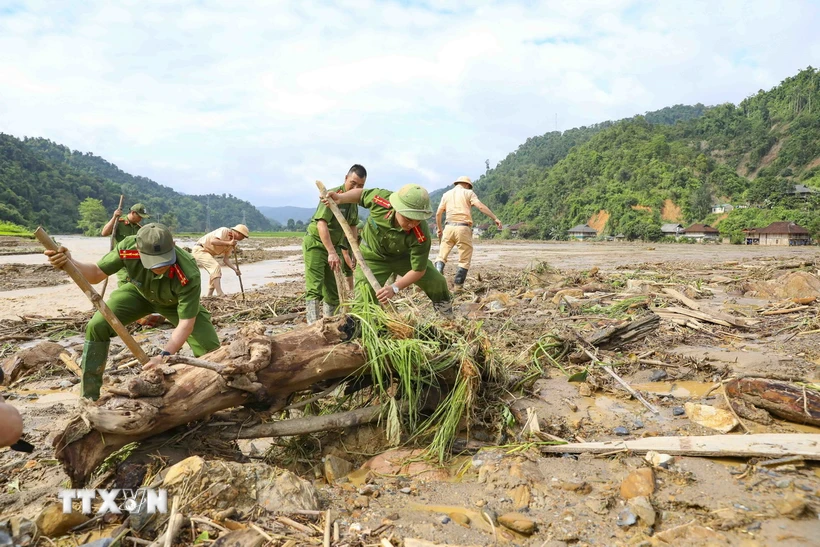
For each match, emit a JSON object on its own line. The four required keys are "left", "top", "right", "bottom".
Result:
{"left": 628, "top": 496, "right": 656, "bottom": 526}
{"left": 620, "top": 468, "right": 655, "bottom": 500}
{"left": 211, "top": 528, "right": 266, "bottom": 547}
{"left": 362, "top": 449, "right": 450, "bottom": 482}
{"left": 1, "top": 341, "right": 65, "bottom": 384}
{"left": 684, "top": 402, "right": 739, "bottom": 433}
{"left": 259, "top": 470, "right": 320, "bottom": 512}
{"left": 35, "top": 502, "right": 89, "bottom": 538}
{"left": 497, "top": 512, "right": 536, "bottom": 535}
{"left": 775, "top": 492, "right": 809, "bottom": 518}
{"left": 651, "top": 521, "right": 725, "bottom": 545}
{"left": 746, "top": 271, "right": 820, "bottom": 300}
{"left": 324, "top": 454, "right": 354, "bottom": 483}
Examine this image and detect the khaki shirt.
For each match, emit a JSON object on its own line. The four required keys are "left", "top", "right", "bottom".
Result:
{"left": 437, "top": 185, "right": 482, "bottom": 225}
{"left": 196, "top": 227, "right": 232, "bottom": 257}
{"left": 98, "top": 236, "right": 203, "bottom": 319}
{"left": 360, "top": 188, "right": 431, "bottom": 272}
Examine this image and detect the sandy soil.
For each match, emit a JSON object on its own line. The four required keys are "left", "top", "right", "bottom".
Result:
{"left": 1, "top": 242, "right": 819, "bottom": 546}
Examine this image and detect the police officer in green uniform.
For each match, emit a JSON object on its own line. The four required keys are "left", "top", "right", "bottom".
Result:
{"left": 100, "top": 203, "right": 150, "bottom": 286}
{"left": 45, "top": 223, "right": 220, "bottom": 400}
{"left": 323, "top": 184, "right": 452, "bottom": 313}
{"left": 302, "top": 164, "right": 366, "bottom": 323}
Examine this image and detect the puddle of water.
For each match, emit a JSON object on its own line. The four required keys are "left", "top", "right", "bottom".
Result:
{"left": 782, "top": 421, "right": 820, "bottom": 435}
{"left": 407, "top": 502, "right": 491, "bottom": 533}
{"left": 631, "top": 381, "right": 720, "bottom": 398}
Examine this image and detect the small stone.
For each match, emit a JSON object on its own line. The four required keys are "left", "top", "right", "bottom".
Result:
{"left": 579, "top": 384, "right": 592, "bottom": 397}
{"left": 746, "top": 521, "right": 762, "bottom": 531}
{"left": 78, "top": 539, "right": 113, "bottom": 547}
{"left": 775, "top": 479, "right": 793, "bottom": 488}
{"left": 684, "top": 402, "right": 739, "bottom": 433}
{"left": 672, "top": 406, "right": 685, "bottom": 416}
{"left": 386, "top": 513, "right": 399, "bottom": 521}
{"left": 439, "top": 515, "right": 451, "bottom": 524}
{"left": 399, "top": 487, "right": 412, "bottom": 494}
{"left": 449, "top": 512, "right": 470, "bottom": 526}
{"left": 633, "top": 419, "right": 644, "bottom": 429}
{"left": 645, "top": 451, "right": 674, "bottom": 469}
{"left": 649, "top": 370, "right": 667, "bottom": 382}
{"left": 162, "top": 455, "right": 205, "bottom": 487}
{"left": 474, "top": 499, "right": 487, "bottom": 507}
{"left": 509, "top": 485, "right": 531, "bottom": 509}
{"left": 616, "top": 508, "right": 637, "bottom": 527}
{"left": 59, "top": 380, "right": 74, "bottom": 389}
{"left": 259, "top": 471, "right": 321, "bottom": 512}
{"left": 324, "top": 455, "right": 354, "bottom": 483}
{"left": 628, "top": 496, "right": 656, "bottom": 526}
{"left": 613, "top": 426, "right": 630, "bottom": 436}
{"left": 620, "top": 468, "right": 655, "bottom": 500}
{"left": 775, "top": 492, "right": 807, "bottom": 518}
{"left": 497, "top": 512, "right": 536, "bottom": 535}
{"left": 35, "top": 503, "right": 90, "bottom": 538}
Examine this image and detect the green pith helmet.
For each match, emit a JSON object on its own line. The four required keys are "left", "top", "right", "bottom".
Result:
{"left": 136, "top": 223, "right": 176, "bottom": 269}
{"left": 389, "top": 184, "right": 433, "bottom": 220}
{"left": 130, "top": 203, "right": 151, "bottom": 218}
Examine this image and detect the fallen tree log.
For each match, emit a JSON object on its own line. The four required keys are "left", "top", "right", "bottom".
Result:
{"left": 585, "top": 313, "right": 660, "bottom": 350}
{"left": 725, "top": 377, "right": 820, "bottom": 426}
{"left": 54, "top": 318, "right": 366, "bottom": 486}
{"left": 540, "top": 434, "right": 820, "bottom": 459}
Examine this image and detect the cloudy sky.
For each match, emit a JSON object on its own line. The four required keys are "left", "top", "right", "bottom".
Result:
{"left": 1, "top": 1, "right": 819, "bottom": 208}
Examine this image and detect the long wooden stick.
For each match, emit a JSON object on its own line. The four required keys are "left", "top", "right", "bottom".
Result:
{"left": 35, "top": 227, "right": 150, "bottom": 365}
{"left": 100, "top": 194, "right": 125, "bottom": 298}
{"left": 333, "top": 268, "right": 347, "bottom": 315}
{"left": 233, "top": 247, "right": 245, "bottom": 302}
{"left": 315, "top": 180, "right": 381, "bottom": 292}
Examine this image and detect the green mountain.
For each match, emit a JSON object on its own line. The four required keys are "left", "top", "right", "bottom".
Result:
{"left": 461, "top": 68, "right": 820, "bottom": 241}
{"left": 0, "top": 135, "right": 272, "bottom": 234}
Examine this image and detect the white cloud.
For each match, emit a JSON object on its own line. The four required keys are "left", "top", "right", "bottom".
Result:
{"left": 1, "top": 0, "right": 818, "bottom": 207}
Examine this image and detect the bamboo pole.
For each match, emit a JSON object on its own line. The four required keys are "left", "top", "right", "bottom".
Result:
{"left": 35, "top": 227, "right": 150, "bottom": 365}
{"left": 233, "top": 247, "right": 245, "bottom": 302}
{"left": 315, "top": 180, "right": 382, "bottom": 292}
{"left": 100, "top": 194, "right": 124, "bottom": 298}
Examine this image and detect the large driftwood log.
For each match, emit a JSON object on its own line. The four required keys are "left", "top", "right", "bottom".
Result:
{"left": 725, "top": 377, "right": 820, "bottom": 426}
{"left": 54, "top": 318, "right": 366, "bottom": 486}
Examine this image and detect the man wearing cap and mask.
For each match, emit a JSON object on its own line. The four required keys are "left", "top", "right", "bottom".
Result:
{"left": 101, "top": 203, "right": 151, "bottom": 286}
{"left": 192, "top": 224, "right": 250, "bottom": 297}
{"left": 45, "top": 223, "right": 220, "bottom": 400}
{"left": 303, "top": 164, "right": 366, "bottom": 323}
{"left": 323, "top": 184, "right": 452, "bottom": 314}
{"left": 434, "top": 176, "right": 503, "bottom": 291}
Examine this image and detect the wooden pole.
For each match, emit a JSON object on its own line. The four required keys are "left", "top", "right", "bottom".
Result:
{"left": 100, "top": 194, "right": 125, "bottom": 298}
{"left": 315, "top": 180, "right": 382, "bottom": 292}
{"left": 34, "top": 227, "right": 150, "bottom": 365}
{"left": 233, "top": 247, "right": 245, "bottom": 302}
{"left": 333, "top": 268, "right": 347, "bottom": 315}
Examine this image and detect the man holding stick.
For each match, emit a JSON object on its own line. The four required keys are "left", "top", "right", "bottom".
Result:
{"left": 192, "top": 224, "right": 249, "bottom": 297}
{"left": 323, "top": 183, "right": 452, "bottom": 314}
{"left": 45, "top": 223, "right": 220, "bottom": 400}
{"left": 303, "top": 164, "right": 366, "bottom": 323}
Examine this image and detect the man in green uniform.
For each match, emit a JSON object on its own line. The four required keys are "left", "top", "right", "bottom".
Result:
{"left": 303, "top": 164, "right": 366, "bottom": 323}
{"left": 45, "top": 223, "right": 220, "bottom": 400}
{"left": 100, "top": 203, "right": 150, "bottom": 286}
{"left": 324, "top": 184, "right": 452, "bottom": 314}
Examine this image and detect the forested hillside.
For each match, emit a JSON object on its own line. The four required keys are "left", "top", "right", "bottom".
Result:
{"left": 0, "top": 135, "right": 272, "bottom": 233}
{"left": 462, "top": 68, "right": 820, "bottom": 241}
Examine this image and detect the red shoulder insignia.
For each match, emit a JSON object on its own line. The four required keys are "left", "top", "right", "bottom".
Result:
{"left": 119, "top": 249, "right": 141, "bottom": 260}
{"left": 411, "top": 226, "right": 426, "bottom": 243}
{"left": 168, "top": 264, "right": 189, "bottom": 286}
{"left": 373, "top": 196, "right": 392, "bottom": 209}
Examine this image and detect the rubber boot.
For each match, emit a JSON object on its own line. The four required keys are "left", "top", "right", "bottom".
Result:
{"left": 454, "top": 267, "right": 468, "bottom": 291}
{"left": 306, "top": 300, "right": 321, "bottom": 324}
{"left": 323, "top": 302, "right": 338, "bottom": 318}
{"left": 432, "top": 301, "right": 454, "bottom": 318}
{"left": 434, "top": 260, "right": 444, "bottom": 274}
{"left": 80, "top": 340, "right": 110, "bottom": 401}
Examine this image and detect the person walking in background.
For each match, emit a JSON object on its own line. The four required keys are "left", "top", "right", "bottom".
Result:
{"left": 192, "top": 224, "right": 249, "bottom": 297}
{"left": 302, "top": 164, "right": 366, "bottom": 323}
{"left": 434, "top": 176, "right": 503, "bottom": 291}
{"left": 101, "top": 203, "right": 150, "bottom": 286}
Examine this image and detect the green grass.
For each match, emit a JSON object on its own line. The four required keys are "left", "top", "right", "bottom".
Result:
{"left": 0, "top": 222, "right": 34, "bottom": 238}
{"left": 174, "top": 231, "right": 304, "bottom": 238}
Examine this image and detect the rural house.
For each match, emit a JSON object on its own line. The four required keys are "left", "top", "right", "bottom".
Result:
{"left": 567, "top": 224, "right": 598, "bottom": 240}
{"left": 710, "top": 203, "right": 734, "bottom": 214}
{"left": 660, "top": 223, "right": 684, "bottom": 237}
{"left": 507, "top": 222, "right": 528, "bottom": 237}
{"left": 473, "top": 223, "right": 489, "bottom": 238}
{"left": 744, "top": 222, "right": 812, "bottom": 246}
{"left": 787, "top": 184, "right": 818, "bottom": 198}
{"left": 682, "top": 223, "right": 720, "bottom": 241}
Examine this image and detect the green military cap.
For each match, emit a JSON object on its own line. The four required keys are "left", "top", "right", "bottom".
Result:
{"left": 136, "top": 223, "right": 176, "bottom": 269}
{"left": 389, "top": 184, "right": 433, "bottom": 220}
{"left": 130, "top": 203, "right": 151, "bottom": 218}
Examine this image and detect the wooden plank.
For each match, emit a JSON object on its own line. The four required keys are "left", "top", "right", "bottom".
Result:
{"left": 540, "top": 434, "right": 820, "bottom": 459}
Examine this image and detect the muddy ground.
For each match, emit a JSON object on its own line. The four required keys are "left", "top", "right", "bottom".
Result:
{"left": 1, "top": 241, "right": 819, "bottom": 546}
